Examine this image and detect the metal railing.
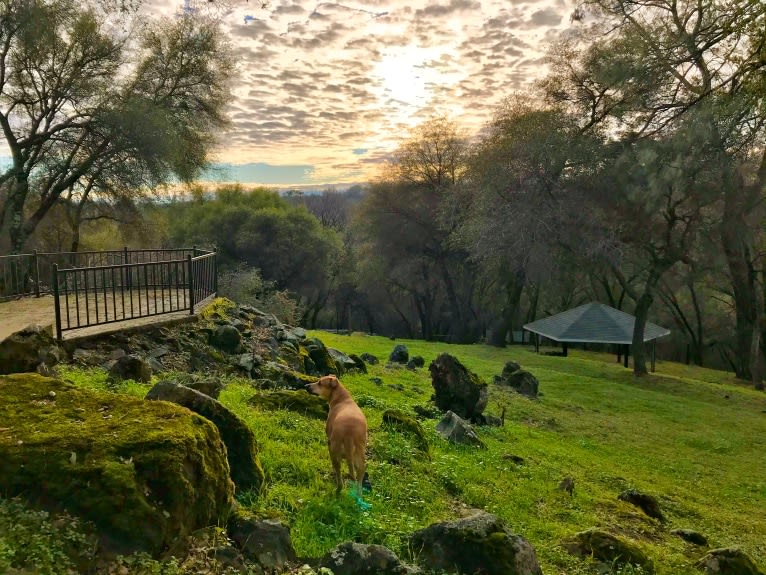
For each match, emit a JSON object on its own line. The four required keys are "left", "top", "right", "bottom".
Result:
{"left": 0, "top": 247, "right": 217, "bottom": 339}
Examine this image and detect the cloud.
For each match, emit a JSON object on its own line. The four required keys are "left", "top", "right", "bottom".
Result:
{"left": 140, "top": 0, "right": 574, "bottom": 185}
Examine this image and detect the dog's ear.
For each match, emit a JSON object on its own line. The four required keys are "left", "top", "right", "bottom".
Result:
{"left": 328, "top": 376, "right": 338, "bottom": 388}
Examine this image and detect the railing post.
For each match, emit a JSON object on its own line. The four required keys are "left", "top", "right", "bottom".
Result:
{"left": 33, "top": 250, "right": 40, "bottom": 297}
{"left": 124, "top": 246, "right": 131, "bottom": 290}
{"left": 52, "top": 264, "right": 62, "bottom": 341}
{"left": 213, "top": 249, "right": 218, "bottom": 296}
{"left": 187, "top": 254, "right": 195, "bottom": 314}
{"left": 192, "top": 244, "right": 198, "bottom": 257}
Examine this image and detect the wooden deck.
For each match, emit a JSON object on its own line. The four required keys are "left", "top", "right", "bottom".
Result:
{"left": 0, "top": 290, "right": 210, "bottom": 342}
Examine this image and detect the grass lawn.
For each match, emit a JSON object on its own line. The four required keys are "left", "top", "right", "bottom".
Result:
{"left": 58, "top": 332, "right": 766, "bottom": 574}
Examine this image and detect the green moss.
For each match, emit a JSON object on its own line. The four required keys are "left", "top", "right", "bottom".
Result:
{"left": 0, "top": 374, "right": 234, "bottom": 556}
{"left": 199, "top": 297, "right": 237, "bottom": 323}
{"left": 249, "top": 390, "right": 328, "bottom": 419}
{"left": 381, "top": 409, "right": 430, "bottom": 456}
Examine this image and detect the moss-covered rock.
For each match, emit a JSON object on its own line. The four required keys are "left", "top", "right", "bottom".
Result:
{"left": 146, "top": 381, "right": 264, "bottom": 493}
{"left": 256, "top": 363, "right": 317, "bottom": 390}
{"left": 428, "top": 353, "right": 488, "bottom": 421}
{"left": 410, "top": 511, "right": 542, "bottom": 575}
{"left": 0, "top": 325, "right": 60, "bottom": 375}
{"left": 302, "top": 337, "right": 338, "bottom": 376}
{"left": 0, "top": 374, "right": 234, "bottom": 556}
{"left": 564, "top": 528, "right": 654, "bottom": 572}
{"left": 618, "top": 489, "right": 664, "bottom": 521}
{"left": 248, "top": 390, "right": 328, "bottom": 419}
{"left": 695, "top": 547, "right": 764, "bottom": 575}
{"left": 381, "top": 409, "right": 430, "bottom": 456}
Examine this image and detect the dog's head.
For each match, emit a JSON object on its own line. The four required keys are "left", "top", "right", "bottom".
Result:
{"left": 305, "top": 374, "right": 339, "bottom": 400}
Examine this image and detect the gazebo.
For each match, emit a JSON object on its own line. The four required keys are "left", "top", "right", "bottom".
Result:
{"left": 522, "top": 302, "right": 670, "bottom": 371}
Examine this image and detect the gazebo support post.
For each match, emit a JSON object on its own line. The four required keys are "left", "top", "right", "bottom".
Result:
{"left": 617, "top": 345, "right": 622, "bottom": 363}
{"left": 563, "top": 342, "right": 568, "bottom": 357}
{"left": 651, "top": 340, "right": 656, "bottom": 372}
{"left": 535, "top": 333, "right": 539, "bottom": 354}
{"left": 623, "top": 344, "right": 629, "bottom": 368}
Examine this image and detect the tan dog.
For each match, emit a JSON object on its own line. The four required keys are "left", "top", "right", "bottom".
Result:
{"left": 305, "top": 375, "right": 367, "bottom": 494}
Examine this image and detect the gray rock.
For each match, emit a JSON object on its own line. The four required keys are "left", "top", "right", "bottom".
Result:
{"left": 0, "top": 325, "right": 59, "bottom": 375}
{"left": 235, "top": 353, "right": 262, "bottom": 376}
{"left": 435, "top": 411, "right": 485, "bottom": 448}
{"left": 146, "top": 357, "right": 163, "bottom": 373}
{"left": 389, "top": 344, "right": 409, "bottom": 364}
{"left": 147, "top": 346, "right": 170, "bottom": 359}
{"left": 108, "top": 354, "right": 152, "bottom": 383}
{"left": 360, "top": 352, "right": 379, "bottom": 365}
{"left": 502, "top": 360, "right": 522, "bottom": 376}
{"left": 429, "top": 353, "right": 488, "bottom": 420}
{"left": 411, "top": 511, "right": 542, "bottom": 575}
{"left": 184, "top": 377, "right": 225, "bottom": 399}
{"left": 292, "top": 327, "right": 307, "bottom": 339}
{"left": 496, "top": 370, "right": 539, "bottom": 398}
{"left": 228, "top": 514, "right": 297, "bottom": 570}
{"left": 328, "top": 347, "right": 358, "bottom": 374}
{"left": 210, "top": 324, "right": 242, "bottom": 354}
{"left": 321, "top": 541, "right": 418, "bottom": 575}
{"left": 108, "top": 348, "right": 127, "bottom": 361}
{"left": 695, "top": 547, "right": 764, "bottom": 575}
{"left": 145, "top": 381, "right": 263, "bottom": 491}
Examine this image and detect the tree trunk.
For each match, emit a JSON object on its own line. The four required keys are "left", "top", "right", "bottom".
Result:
{"left": 7, "top": 176, "right": 30, "bottom": 253}
{"left": 632, "top": 291, "right": 654, "bottom": 376}
{"left": 721, "top": 185, "right": 756, "bottom": 380}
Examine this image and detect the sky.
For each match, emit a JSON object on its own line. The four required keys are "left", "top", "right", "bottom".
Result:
{"left": 21, "top": 0, "right": 568, "bottom": 189}
{"left": 142, "top": 0, "right": 578, "bottom": 187}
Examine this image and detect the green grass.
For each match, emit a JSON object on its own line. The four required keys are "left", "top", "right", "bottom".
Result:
{"left": 55, "top": 333, "right": 766, "bottom": 574}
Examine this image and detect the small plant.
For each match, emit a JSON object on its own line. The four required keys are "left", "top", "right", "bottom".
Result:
{"left": 0, "top": 497, "right": 97, "bottom": 574}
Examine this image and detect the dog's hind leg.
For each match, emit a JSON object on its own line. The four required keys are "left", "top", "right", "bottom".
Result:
{"left": 330, "top": 450, "right": 343, "bottom": 494}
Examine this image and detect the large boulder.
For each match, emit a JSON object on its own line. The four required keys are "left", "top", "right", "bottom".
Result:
{"left": 321, "top": 541, "right": 417, "bottom": 575}
{"left": 146, "top": 381, "right": 264, "bottom": 492}
{"left": 410, "top": 511, "right": 542, "bottom": 575}
{"left": 429, "top": 353, "right": 488, "bottom": 420}
{"left": 0, "top": 324, "right": 60, "bottom": 375}
{"left": 108, "top": 354, "right": 152, "bottom": 384}
{"left": 695, "top": 548, "right": 764, "bottom": 575}
{"left": 435, "top": 411, "right": 485, "bottom": 448}
{"left": 564, "top": 529, "right": 654, "bottom": 572}
{"left": 228, "top": 511, "right": 297, "bottom": 571}
{"left": 0, "top": 374, "right": 234, "bottom": 555}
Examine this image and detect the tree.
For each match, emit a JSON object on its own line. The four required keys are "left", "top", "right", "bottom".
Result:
{"left": 460, "top": 97, "right": 601, "bottom": 346}
{"left": 167, "top": 186, "right": 343, "bottom": 317}
{"left": 354, "top": 118, "right": 481, "bottom": 342}
{"left": 543, "top": 0, "right": 766, "bottom": 380}
{"left": 0, "top": 0, "right": 233, "bottom": 252}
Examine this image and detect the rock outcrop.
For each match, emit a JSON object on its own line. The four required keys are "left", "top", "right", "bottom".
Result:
{"left": 429, "top": 353, "right": 488, "bottom": 421}
{"left": 146, "top": 380, "right": 264, "bottom": 492}
{"left": 0, "top": 373, "right": 234, "bottom": 556}
{"left": 410, "top": 511, "right": 542, "bottom": 575}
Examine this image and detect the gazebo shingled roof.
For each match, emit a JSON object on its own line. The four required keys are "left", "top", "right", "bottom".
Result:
{"left": 522, "top": 302, "right": 670, "bottom": 345}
